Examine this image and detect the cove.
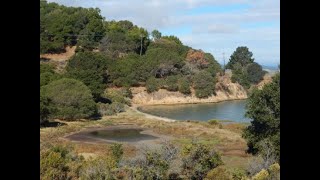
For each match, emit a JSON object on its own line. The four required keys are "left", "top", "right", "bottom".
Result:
{"left": 138, "top": 100, "right": 251, "bottom": 122}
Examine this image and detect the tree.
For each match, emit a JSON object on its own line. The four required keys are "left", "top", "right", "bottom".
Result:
{"left": 246, "top": 62, "right": 266, "bottom": 84}
{"left": 193, "top": 71, "right": 216, "bottom": 98}
{"left": 226, "top": 46, "right": 254, "bottom": 69}
{"left": 151, "top": 29, "right": 162, "bottom": 40}
{"left": 66, "top": 52, "right": 109, "bottom": 101}
{"left": 40, "top": 78, "right": 97, "bottom": 120}
{"left": 40, "top": 93, "right": 52, "bottom": 125}
{"left": 243, "top": 73, "right": 280, "bottom": 160}
{"left": 231, "top": 63, "right": 250, "bottom": 89}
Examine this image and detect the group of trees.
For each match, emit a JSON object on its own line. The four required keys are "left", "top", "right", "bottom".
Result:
{"left": 40, "top": 2, "right": 105, "bottom": 53}
{"left": 226, "top": 46, "right": 266, "bottom": 89}
{"left": 40, "top": 2, "right": 269, "bottom": 124}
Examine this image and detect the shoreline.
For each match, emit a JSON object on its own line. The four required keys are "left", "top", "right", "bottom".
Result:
{"left": 130, "top": 98, "right": 248, "bottom": 123}
{"left": 133, "top": 97, "right": 248, "bottom": 107}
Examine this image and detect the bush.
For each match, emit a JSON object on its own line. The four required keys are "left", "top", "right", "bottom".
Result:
{"left": 252, "top": 169, "right": 269, "bottom": 180}
{"left": 204, "top": 166, "right": 232, "bottom": 180}
{"left": 104, "top": 88, "right": 131, "bottom": 105}
{"left": 40, "top": 64, "right": 55, "bottom": 74}
{"left": 182, "top": 143, "right": 223, "bottom": 179}
{"left": 268, "top": 163, "right": 280, "bottom": 180}
{"left": 40, "top": 72, "right": 62, "bottom": 87}
{"left": 97, "top": 102, "right": 125, "bottom": 116}
{"left": 110, "top": 102, "right": 125, "bottom": 113}
{"left": 110, "top": 143, "right": 124, "bottom": 163}
{"left": 208, "top": 119, "right": 219, "bottom": 126}
{"left": 165, "top": 75, "right": 179, "bottom": 91}
{"left": 40, "top": 145, "right": 83, "bottom": 180}
{"left": 193, "top": 71, "right": 216, "bottom": 98}
{"left": 80, "top": 157, "right": 117, "bottom": 180}
{"left": 97, "top": 103, "right": 116, "bottom": 116}
{"left": 229, "top": 168, "right": 247, "bottom": 180}
{"left": 40, "top": 78, "right": 97, "bottom": 120}
{"left": 146, "top": 77, "right": 159, "bottom": 93}
{"left": 178, "top": 77, "right": 191, "bottom": 94}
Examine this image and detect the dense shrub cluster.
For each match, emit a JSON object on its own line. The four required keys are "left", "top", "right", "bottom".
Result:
{"left": 193, "top": 71, "right": 216, "bottom": 98}
{"left": 40, "top": 78, "right": 97, "bottom": 120}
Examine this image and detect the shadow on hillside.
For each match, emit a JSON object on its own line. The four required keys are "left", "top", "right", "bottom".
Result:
{"left": 40, "top": 57, "right": 50, "bottom": 62}
{"left": 40, "top": 121, "right": 67, "bottom": 128}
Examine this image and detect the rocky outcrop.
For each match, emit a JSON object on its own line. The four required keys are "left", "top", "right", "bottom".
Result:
{"left": 131, "top": 73, "right": 247, "bottom": 105}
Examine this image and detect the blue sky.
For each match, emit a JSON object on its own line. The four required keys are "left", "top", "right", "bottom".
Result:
{"left": 48, "top": 0, "right": 280, "bottom": 67}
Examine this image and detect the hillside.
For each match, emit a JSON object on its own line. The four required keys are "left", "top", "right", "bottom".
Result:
{"left": 131, "top": 73, "right": 247, "bottom": 105}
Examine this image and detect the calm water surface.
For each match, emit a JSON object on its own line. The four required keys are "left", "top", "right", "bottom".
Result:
{"left": 139, "top": 100, "right": 251, "bottom": 122}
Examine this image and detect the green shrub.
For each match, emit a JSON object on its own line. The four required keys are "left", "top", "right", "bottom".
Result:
{"left": 146, "top": 77, "right": 159, "bottom": 93}
{"left": 110, "top": 102, "right": 125, "bottom": 113}
{"left": 204, "top": 166, "right": 232, "bottom": 180}
{"left": 230, "top": 168, "right": 247, "bottom": 180}
{"left": 40, "top": 64, "right": 55, "bottom": 74}
{"left": 40, "top": 145, "right": 83, "bottom": 180}
{"left": 97, "top": 102, "right": 125, "bottom": 116}
{"left": 193, "top": 71, "right": 216, "bottom": 98}
{"left": 97, "top": 103, "right": 116, "bottom": 116}
{"left": 80, "top": 157, "right": 117, "bottom": 180}
{"left": 110, "top": 143, "right": 124, "bottom": 163}
{"left": 40, "top": 72, "right": 62, "bottom": 87}
{"left": 252, "top": 169, "right": 269, "bottom": 180}
{"left": 178, "top": 77, "right": 191, "bottom": 94}
{"left": 208, "top": 119, "right": 219, "bottom": 126}
{"left": 165, "top": 75, "right": 179, "bottom": 91}
{"left": 40, "top": 78, "right": 97, "bottom": 120}
{"left": 268, "top": 163, "right": 280, "bottom": 180}
{"left": 182, "top": 143, "right": 223, "bottom": 179}
{"left": 104, "top": 88, "right": 131, "bottom": 105}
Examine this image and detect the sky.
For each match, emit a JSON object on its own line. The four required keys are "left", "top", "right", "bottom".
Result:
{"left": 47, "top": 0, "right": 280, "bottom": 67}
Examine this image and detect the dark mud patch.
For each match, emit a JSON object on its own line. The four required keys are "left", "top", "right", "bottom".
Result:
{"left": 64, "top": 125, "right": 171, "bottom": 145}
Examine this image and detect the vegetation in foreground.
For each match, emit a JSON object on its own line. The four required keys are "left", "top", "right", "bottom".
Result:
{"left": 40, "top": 107, "right": 279, "bottom": 180}
{"left": 40, "top": 1, "right": 280, "bottom": 179}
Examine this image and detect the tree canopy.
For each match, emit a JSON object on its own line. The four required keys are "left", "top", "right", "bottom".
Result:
{"left": 40, "top": 1, "right": 105, "bottom": 53}
{"left": 226, "top": 46, "right": 254, "bottom": 69}
{"left": 243, "top": 73, "right": 280, "bottom": 160}
{"left": 40, "top": 78, "right": 97, "bottom": 120}
{"left": 66, "top": 51, "right": 109, "bottom": 101}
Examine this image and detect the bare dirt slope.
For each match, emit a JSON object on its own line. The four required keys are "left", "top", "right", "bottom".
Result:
{"left": 131, "top": 73, "right": 248, "bottom": 105}
{"left": 40, "top": 46, "right": 76, "bottom": 61}
{"left": 40, "top": 46, "right": 76, "bottom": 72}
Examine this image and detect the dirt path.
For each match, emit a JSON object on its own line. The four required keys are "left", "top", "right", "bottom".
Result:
{"left": 130, "top": 104, "right": 176, "bottom": 122}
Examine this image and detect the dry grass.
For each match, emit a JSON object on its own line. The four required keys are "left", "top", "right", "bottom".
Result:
{"left": 40, "top": 46, "right": 76, "bottom": 61}
{"left": 40, "top": 108, "right": 251, "bottom": 170}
